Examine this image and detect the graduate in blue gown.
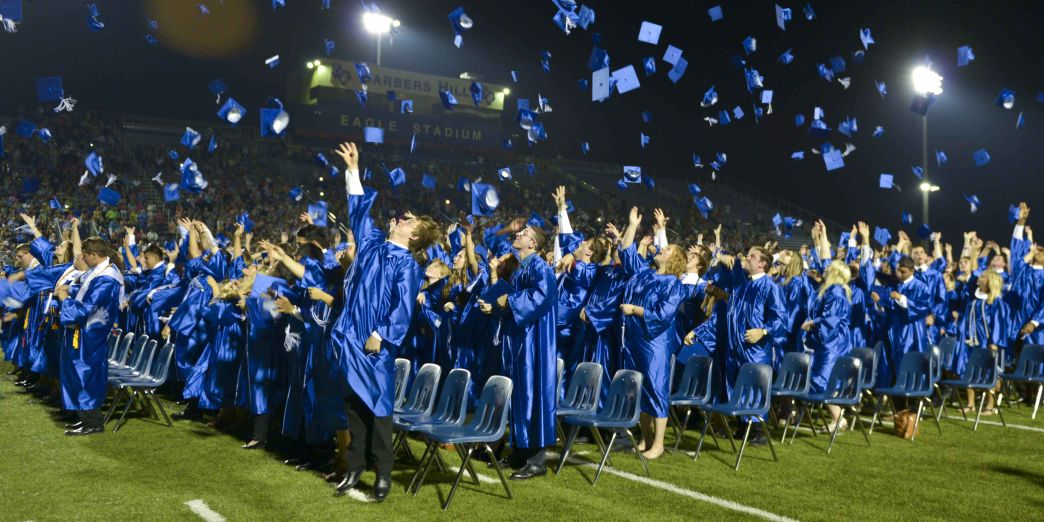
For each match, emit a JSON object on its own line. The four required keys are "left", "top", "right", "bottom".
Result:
{"left": 801, "top": 260, "right": 853, "bottom": 426}
{"left": 1010, "top": 204, "right": 1044, "bottom": 346}
{"left": 124, "top": 243, "right": 179, "bottom": 339}
{"left": 56, "top": 238, "right": 124, "bottom": 435}
{"left": 953, "top": 271, "right": 1011, "bottom": 412}
{"left": 241, "top": 268, "right": 291, "bottom": 449}
{"left": 550, "top": 186, "right": 597, "bottom": 387}
{"left": 576, "top": 241, "right": 624, "bottom": 404}
{"left": 777, "top": 251, "right": 813, "bottom": 358}
{"left": 870, "top": 255, "right": 932, "bottom": 388}
{"left": 196, "top": 276, "right": 248, "bottom": 419}
{"left": 330, "top": 142, "right": 440, "bottom": 501}
{"left": 612, "top": 207, "right": 686, "bottom": 460}
{"left": 478, "top": 221, "right": 558, "bottom": 477}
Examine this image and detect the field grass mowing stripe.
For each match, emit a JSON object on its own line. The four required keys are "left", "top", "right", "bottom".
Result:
{"left": 547, "top": 452, "right": 799, "bottom": 522}
{"left": 183, "top": 499, "right": 226, "bottom": 522}
{"left": 942, "top": 415, "right": 1044, "bottom": 432}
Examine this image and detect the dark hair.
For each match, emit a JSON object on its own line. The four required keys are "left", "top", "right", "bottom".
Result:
{"left": 528, "top": 226, "right": 548, "bottom": 252}
{"left": 15, "top": 243, "right": 30, "bottom": 254}
{"left": 408, "top": 216, "right": 441, "bottom": 262}
{"left": 297, "top": 242, "right": 323, "bottom": 262}
{"left": 496, "top": 255, "right": 520, "bottom": 281}
{"left": 82, "top": 237, "right": 125, "bottom": 271}
{"left": 296, "top": 224, "right": 327, "bottom": 247}
{"left": 589, "top": 237, "right": 612, "bottom": 264}
{"left": 897, "top": 256, "right": 915, "bottom": 271}
{"left": 143, "top": 244, "right": 164, "bottom": 261}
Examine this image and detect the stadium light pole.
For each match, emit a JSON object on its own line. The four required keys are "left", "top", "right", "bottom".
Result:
{"left": 363, "top": 12, "right": 399, "bottom": 66}
{"left": 911, "top": 66, "right": 943, "bottom": 227}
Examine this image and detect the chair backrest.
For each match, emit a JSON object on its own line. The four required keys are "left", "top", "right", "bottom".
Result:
{"left": 849, "top": 347, "right": 877, "bottom": 390}
{"left": 107, "top": 328, "right": 123, "bottom": 358}
{"left": 147, "top": 343, "right": 175, "bottom": 385}
{"left": 964, "top": 348, "right": 999, "bottom": 388}
{"left": 430, "top": 368, "right": 471, "bottom": 426}
{"left": 893, "top": 352, "right": 933, "bottom": 392}
{"left": 560, "top": 362, "right": 603, "bottom": 413}
{"left": 402, "top": 363, "right": 442, "bottom": 416}
{"left": 821, "top": 356, "right": 862, "bottom": 401}
{"left": 600, "top": 370, "right": 643, "bottom": 424}
{"left": 937, "top": 337, "right": 959, "bottom": 373}
{"left": 557, "top": 357, "right": 565, "bottom": 398}
{"left": 729, "top": 363, "right": 772, "bottom": 413}
{"left": 132, "top": 340, "right": 159, "bottom": 377}
{"left": 467, "top": 375, "right": 513, "bottom": 439}
{"left": 929, "top": 345, "right": 942, "bottom": 383}
{"left": 394, "top": 358, "right": 411, "bottom": 409}
{"left": 1010, "top": 344, "right": 1044, "bottom": 378}
{"left": 112, "top": 332, "right": 135, "bottom": 365}
{"left": 674, "top": 355, "right": 713, "bottom": 402}
{"left": 124, "top": 334, "right": 150, "bottom": 370}
{"left": 772, "top": 352, "right": 812, "bottom": 394}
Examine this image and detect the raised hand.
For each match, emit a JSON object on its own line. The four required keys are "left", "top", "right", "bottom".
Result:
{"left": 299, "top": 212, "right": 314, "bottom": 225}
{"left": 552, "top": 185, "right": 567, "bottom": 211}
{"left": 604, "top": 223, "right": 621, "bottom": 241}
{"left": 233, "top": 223, "right": 245, "bottom": 238}
{"left": 628, "top": 206, "right": 642, "bottom": 226}
{"left": 857, "top": 221, "right": 870, "bottom": 240}
{"left": 335, "top": 142, "right": 359, "bottom": 171}
{"left": 653, "top": 208, "right": 667, "bottom": 229}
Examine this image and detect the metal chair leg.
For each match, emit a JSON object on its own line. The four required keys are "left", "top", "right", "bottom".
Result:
{"left": 408, "top": 441, "right": 437, "bottom": 495}
{"left": 973, "top": 389, "right": 987, "bottom": 431}
{"left": 826, "top": 411, "right": 843, "bottom": 454}
{"left": 733, "top": 421, "right": 752, "bottom": 471}
{"left": 759, "top": 416, "right": 778, "bottom": 463}
{"left": 671, "top": 408, "right": 691, "bottom": 453}
{"left": 592, "top": 431, "right": 617, "bottom": 486}
{"left": 910, "top": 399, "right": 925, "bottom": 442}
{"left": 148, "top": 391, "right": 173, "bottom": 427}
{"left": 693, "top": 417, "right": 711, "bottom": 461}
{"left": 1033, "top": 384, "right": 1043, "bottom": 420}
{"left": 484, "top": 444, "right": 512, "bottom": 499}
{"left": 590, "top": 427, "right": 614, "bottom": 468}
{"left": 103, "top": 388, "right": 125, "bottom": 424}
{"left": 789, "top": 403, "right": 807, "bottom": 445}
{"left": 622, "top": 428, "right": 650, "bottom": 477}
{"left": 555, "top": 425, "right": 580, "bottom": 475}
{"left": 781, "top": 403, "right": 796, "bottom": 444}
{"left": 719, "top": 413, "right": 737, "bottom": 452}
{"left": 441, "top": 446, "right": 474, "bottom": 511}
{"left": 112, "top": 390, "right": 136, "bottom": 432}
{"left": 854, "top": 409, "right": 871, "bottom": 446}
{"left": 935, "top": 386, "right": 949, "bottom": 422}
{"left": 704, "top": 411, "right": 720, "bottom": 450}
{"left": 991, "top": 391, "right": 1007, "bottom": 427}
{"left": 925, "top": 400, "right": 942, "bottom": 435}
{"left": 453, "top": 444, "right": 480, "bottom": 485}
{"left": 869, "top": 395, "right": 885, "bottom": 436}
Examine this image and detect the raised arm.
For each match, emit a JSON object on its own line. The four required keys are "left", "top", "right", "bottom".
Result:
{"left": 232, "top": 223, "right": 244, "bottom": 260}
{"left": 620, "top": 206, "right": 642, "bottom": 251}
{"left": 70, "top": 217, "right": 82, "bottom": 258}
{"left": 20, "top": 213, "right": 42, "bottom": 239}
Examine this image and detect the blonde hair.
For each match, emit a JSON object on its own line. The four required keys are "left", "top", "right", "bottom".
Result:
{"left": 781, "top": 250, "right": 804, "bottom": 285}
{"left": 660, "top": 244, "right": 688, "bottom": 278}
{"left": 981, "top": 270, "right": 1002, "bottom": 304}
{"left": 818, "top": 260, "right": 852, "bottom": 301}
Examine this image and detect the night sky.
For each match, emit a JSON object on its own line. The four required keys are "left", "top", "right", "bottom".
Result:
{"left": 1, "top": 0, "right": 1041, "bottom": 241}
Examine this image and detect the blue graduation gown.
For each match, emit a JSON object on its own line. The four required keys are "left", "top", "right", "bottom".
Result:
{"left": 244, "top": 292, "right": 285, "bottom": 416}
{"left": 722, "top": 272, "right": 787, "bottom": 399}
{"left": 171, "top": 274, "right": 214, "bottom": 397}
{"left": 556, "top": 260, "right": 596, "bottom": 382}
{"left": 618, "top": 244, "right": 684, "bottom": 418}
{"left": 332, "top": 188, "right": 421, "bottom": 417}
{"left": 805, "top": 285, "right": 852, "bottom": 393}
{"left": 579, "top": 264, "right": 627, "bottom": 403}
{"left": 780, "top": 274, "right": 813, "bottom": 357}
{"left": 878, "top": 276, "right": 932, "bottom": 388}
{"left": 198, "top": 301, "right": 247, "bottom": 410}
{"left": 25, "top": 262, "right": 75, "bottom": 377}
{"left": 1009, "top": 236, "right": 1044, "bottom": 345}
{"left": 1, "top": 279, "right": 31, "bottom": 362}
{"left": 953, "top": 294, "right": 1012, "bottom": 374}
{"left": 59, "top": 266, "right": 122, "bottom": 410}
{"left": 500, "top": 252, "right": 558, "bottom": 449}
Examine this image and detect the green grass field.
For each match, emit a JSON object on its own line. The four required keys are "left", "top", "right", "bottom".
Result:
{"left": 3, "top": 369, "right": 1043, "bottom": 522}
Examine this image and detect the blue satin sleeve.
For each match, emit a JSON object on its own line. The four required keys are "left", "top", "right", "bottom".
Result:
{"left": 30, "top": 236, "right": 55, "bottom": 267}
{"left": 59, "top": 277, "right": 120, "bottom": 327}
{"left": 375, "top": 256, "right": 420, "bottom": 347}
{"left": 618, "top": 243, "right": 649, "bottom": 278}
{"left": 348, "top": 187, "right": 380, "bottom": 252}
{"left": 640, "top": 279, "right": 683, "bottom": 338}
{"left": 509, "top": 260, "right": 556, "bottom": 327}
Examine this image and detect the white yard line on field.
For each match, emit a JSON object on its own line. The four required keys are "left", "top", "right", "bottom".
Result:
{"left": 184, "top": 499, "right": 226, "bottom": 522}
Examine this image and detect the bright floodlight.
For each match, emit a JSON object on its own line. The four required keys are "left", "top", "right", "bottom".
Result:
{"left": 912, "top": 66, "right": 943, "bottom": 95}
{"left": 502, "top": 88, "right": 511, "bottom": 95}
{"left": 919, "top": 182, "right": 932, "bottom": 192}
{"left": 363, "top": 12, "right": 394, "bottom": 34}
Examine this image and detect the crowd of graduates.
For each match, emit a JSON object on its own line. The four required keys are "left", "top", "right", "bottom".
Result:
{"left": 3, "top": 139, "right": 1042, "bottom": 503}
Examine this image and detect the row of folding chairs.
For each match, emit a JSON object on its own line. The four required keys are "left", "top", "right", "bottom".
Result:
{"left": 103, "top": 330, "right": 176, "bottom": 432}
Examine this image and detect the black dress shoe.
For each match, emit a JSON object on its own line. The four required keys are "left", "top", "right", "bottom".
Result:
{"left": 334, "top": 470, "right": 363, "bottom": 496}
{"left": 373, "top": 475, "right": 391, "bottom": 502}
{"left": 748, "top": 433, "right": 769, "bottom": 446}
{"left": 509, "top": 464, "right": 547, "bottom": 480}
{"left": 294, "top": 461, "right": 315, "bottom": 472}
{"left": 64, "top": 421, "right": 84, "bottom": 430}
{"left": 171, "top": 411, "right": 201, "bottom": 421}
{"left": 241, "top": 440, "right": 266, "bottom": 450}
{"left": 65, "top": 425, "right": 104, "bottom": 436}
{"left": 486, "top": 457, "right": 514, "bottom": 470}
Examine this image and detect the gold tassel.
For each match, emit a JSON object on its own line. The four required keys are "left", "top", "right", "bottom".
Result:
{"left": 73, "top": 327, "right": 80, "bottom": 350}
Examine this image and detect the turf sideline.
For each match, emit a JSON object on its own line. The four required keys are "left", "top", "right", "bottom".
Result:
{"left": 184, "top": 499, "right": 226, "bottom": 522}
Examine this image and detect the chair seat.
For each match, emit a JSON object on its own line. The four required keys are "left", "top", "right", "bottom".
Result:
{"left": 668, "top": 396, "right": 709, "bottom": 407}
{"left": 424, "top": 426, "right": 501, "bottom": 445}
{"left": 393, "top": 415, "right": 450, "bottom": 431}
{"left": 557, "top": 406, "right": 596, "bottom": 417}
{"left": 562, "top": 413, "right": 635, "bottom": 429}
{"left": 796, "top": 392, "right": 860, "bottom": 406}
{"left": 112, "top": 378, "right": 161, "bottom": 388}
{"left": 701, "top": 402, "right": 767, "bottom": 418}
{"left": 770, "top": 388, "right": 806, "bottom": 398}
{"left": 874, "top": 386, "right": 933, "bottom": 398}
{"left": 1000, "top": 373, "right": 1044, "bottom": 383}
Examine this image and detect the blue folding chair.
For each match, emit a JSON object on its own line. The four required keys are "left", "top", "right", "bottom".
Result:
{"left": 108, "top": 332, "right": 135, "bottom": 368}
{"left": 849, "top": 347, "right": 877, "bottom": 401}
{"left": 938, "top": 348, "right": 1006, "bottom": 430}
{"left": 770, "top": 352, "right": 812, "bottom": 441}
{"left": 394, "top": 368, "right": 470, "bottom": 467}
{"left": 790, "top": 356, "right": 870, "bottom": 453}
{"left": 556, "top": 369, "right": 648, "bottom": 485}
{"left": 668, "top": 355, "right": 716, "bottom": 453}
{"left": 107, "top": 341, "right": 174, "bottom": 432}
{"left": 108, "top": 337, "right": 157, "bottom": 379}
{"left": 407, "top": 375, "right": 513, "bottom": 511}
{"left": 394, "top": 363, "right": 441, "bottom": 416}
{"left": 695, "top": 363, "right": 778, "bottom": 471}
{"left": 556, "top": 361, "right": 603, "bottom": 443}
{"left": 998, "top": 344, "right": 1044, "bottom": 419}
{"left": 870, "top": 351, "right": 941, "bottom": 440}
{"left": 932, "top": 337, "right": 959, "bottom": 403}
{"left": 106, "top": 328, "right": 123, "bottom": 360}
{"left": 393, "top": 358, "right": 411, "bottom": 411}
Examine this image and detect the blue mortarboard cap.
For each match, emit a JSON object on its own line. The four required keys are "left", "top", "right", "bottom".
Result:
{"left": 717, "top": 110, "right": 732, "bottom": 126}
{"left": 552, "top": 8, "right": 580, "bottom": 34}
{"left": 527, "top": 212, "right": 546, "bottom": 229}
{"left": 180, "top": 127, "right": 201, "bottom": 148}
{"left": 616, "top": 178, "right": 628, "bottom": 190}
{"left": 732, "top": 106, "right": 744, "bottom": 120}
{"left": 829, "top": 56, "right": 847, "bottom": 73}
{"left": 168, "top": 149, "right": 179, "bottom": 160}
{"left": 260, "top": 101, "right": 290, "bottom": 137}
{"left": 439, "top": 89, "right": 458, "bottom": 110}
{"left": 250, "top": 273, "right": 287, "bottom": 298}
{"left": 794, "top": 114, "right": 805, "bottom": 126}
{"left": 580, "top": 141, "right": 589, "bottom": 154}
{"left": 803, "top": 2, "right": 815, "bottom": 19}
{"left": 289, "top": 187, "right": 303, "bottom": 201}
{"left": 1017, "top": 111, "right": 1025, "bottom": 129}
{"left": 872, "top": 126, "right": 885, "bottom": 138}
{"left": 852, "top": 50, "right": 865, "bottom": 64}
{"left": 49, "top": 197, "right": 62, "bottom": 210}
{"left": 772, "top": 213, "right": 783, "bottom": 228}
{"left": 879, "top": 174, "right": 894, "bottom": 189}
{"left": 1008, "top": 204, "right": 1021, "bottom": 224}
{"left": 84, "top": 151, "right": 103, "bottom": 176}
{"left": 510, "top": 70, "right": 519, "bottom": 82}
{"left": 911, "top": 166, "right": 924, "bottom": 179}
{"left": 778, "top": 48, "right": 794, "bottom": 65}
{"left": 692, "top": 154, "right": 703, "bottom": 167}
{"left": 935, "top": 150, "right": 947, "bottom": 167}
{"left": 163, "top": 183, "right": 180, "bottom": 203}
{"left": 401, "top": 100, "right": 414, "bottom": 113}
{"left": 421, "top": 173, "right": 436, "bottom": 190}
{"left": 207, "top": 135, "right": 217, "bottom": 153}
{"left": 972, "top": 149, "right": 990, "bottom": 167}
{"left": 591, "top": 67, "right": 611, "bottom": 102}
{"left": 775, "top": 4, "right": 791, "bottom": 30}
{"left": 36, "top": 128, "right": 52, "bottom": 143}
{"left": 623, "top": 166, "right": 642, "bottom": 184}
{"left": 701, "top": 85, "right": 718, "bottom": 108}
{"left": 957, "top": 45, "right": 974, "bottom": 67}
{"left": 86, "top": 3, "right": 104, "bottom": 31}
{"left": 640, "top": 132, "right": 650, "bottom": 148}
{"left": 363, "top": 127, "right": 384, "bottom": 144}
{"left": 0, "top": 0, "right": 23, "bottom": 21}
{"left": 498, "top": 167, "right": 512, "bottom": 181}
{"left": 388, "top": 167, "right": 406, "bottom": 187}
{"left": 97, "top": 186, "right": 120, "bottom": 206}
{"left": 688, "top": 183, "right": 701, "bottom": 196}
{"left": 838, "top": 116, "right": 857, "bottom": 137}
{"left": 695, "top": 196, "right": 714, "bottom": 219}
{"left": 208, "top": 79, "right": 226, "bottom": 97}
{"left": 470, "top": 81, "right": 484, "bottom": 106}
{"left": 355, "top": 89, "right": 368, "bottom": 107}
{"left": 217, "top": 98, "right": 246, "bottom": 125}
{"left": 859, "top": 28, "right": 875, "bottom": 50}
{"left": 760, "top": 90, "right": 773, "bottom": 104}
{"left": 641, "top": 111, "right": 652, "bottom": 124}
{"left": 237, "top": 212, "right": 255, "bottom": 233}
{"left": 916, "top": 224, "right": 932, "bottom": 240}
{"left": 179, "top": 158, "right": 208, "bottom": 192}
{"left": 791, "top": 151, "right": 805, "bottom": 160}
{"left": 995, "top": 89, "right": 1015, "bottom": 109}
{"left": 742, "top": 36, "right": 756, "bottom": 55}
{"left": 448, "top": 6, "right": 473, "bottom": 47}
{"left": 637, "top": 21, "right": 661, "bottom": 44}
{"left": 265, "top": 55, "right": 280, "bottom": 68}
{"left": 307, "top": 201, "right": 329, "bottom": 227}
{"left": 708, "top": 5, "right": 723, "bottom": 21}
{"left": 643, "top": 176, "right": 655, "bottom": 190}
{"left": 471, "top": 182, "right": 499, "bottom": 216}
{"left": 527, "top": 163, "right": 536, "bottom": 175}
{"left": 965, "top": 194, "right": 981, "bottom": 213}
{"left": 387, "top": 91, "right": 397, "bottom": 102}
{"left": 503, "top": 137, "right": 513, "bottom": 150}
{"left": 808, "top": 119, "right": 830, "bottom": 137}
{"left": 355, "top": 63, "right": 372, "bottom": 84}
{"left": 15, "top": 120, "right": 35, "bottom": 137}
{"left": 611, "top": 65, "right": 640, "bottom": 94}
{"left": 817, "top": 63, "right": 834, "bottom": 82}
{"left": 643, "top": 57, "right": 656, "bottom": 76}
{"left": 875, "top": 81, "right": 887, "bottom": 97}
{"left": 823, "top": 149, "right": 844, "bottom": 171}
{"left": 324, "top": 38, "right": 335, "bottom": 56}
{"left": 457, "top": 177, "right": 471, "bottom": 192}
{"left": 663, "top": 45, "right": 683, "bottom": 66}
{"left": 35, "top": 77, "right": 64, "bottom": 103}
{"left": 873, "top": 226, "right": 891, "bottom": 247}
{"left": 901, "top": 211, "right": 913, "bottom": 224}
{"left": 667, "top": 58, "right": 688, "bottom": 83}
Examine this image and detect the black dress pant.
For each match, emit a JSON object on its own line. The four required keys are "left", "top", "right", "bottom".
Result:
{"left": 77, "top": 409, "right": 103, "bottom": 429}
{"left": 344, "top": 392, "right": 393, "bottom": 477}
